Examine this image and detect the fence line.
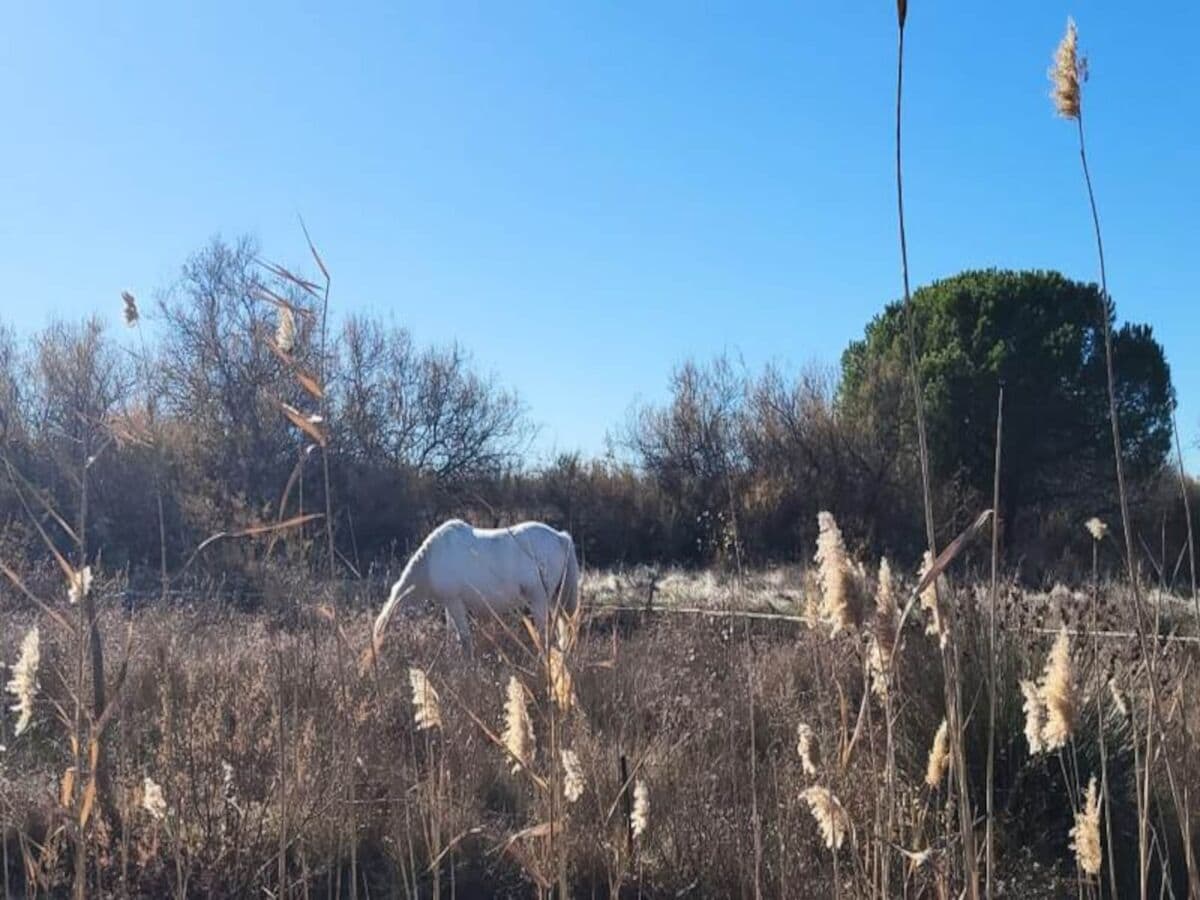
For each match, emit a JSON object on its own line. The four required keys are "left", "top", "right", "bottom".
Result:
{"left": 588, "top": 603, "right": 1200, "bottom": 644}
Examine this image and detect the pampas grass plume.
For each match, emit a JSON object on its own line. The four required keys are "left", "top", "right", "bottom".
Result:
{"left": 796, "top": 722, "right": 818, "bottom": 776}
{"left": 1070, "top": 775, "right": 1103, "bottom": 876}
{"left": 561, "top": 749, "right": 585, "bottom": 804}
{"left": 870, "top": 557, "right": 897, "bottom": 697}
{"left": 6, "top": 625, "right": 40, "bottom": 736}
{"left": 801, "top": 785, "right": 848, "bottom": 851}
{"left": 814, "top": 511, "right": 863, "bottom": 635}
{"left": 142, "top": 776, "right": 167, "bottom": 820}
{"left": 1020, "top": 679, "right": 1045, "bottom": 755}
{"left": 631, "top": 779, "right": 650, "bottom": 839}
{"left": 276, "top": 305, "right": 297, "bottom": 354}
{"left": 1050, "top": 18, "right": 1086, "bottom": 120}
{"left": 917, "top": 551, "right": 945, "bottom": 644}
{"left": 1040, "top": 626, "right": 1076, "bottom": 751}
{"left": 408, "top": 667, "right": 442, "bottom": 731}
{"left": 68, "top": 566, "right": 93, "bottom": 605}
{"left": 548, "top": 648, "right": 574, "bottom": 713}
{"left": 925, "top": 718, "right": 950, "bottom": 788}
{"left": 503, "top": 675, "right": 534, "bottom": 773}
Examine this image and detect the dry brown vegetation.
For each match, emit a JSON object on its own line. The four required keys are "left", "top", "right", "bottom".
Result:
{"left": 2, "top": 562, "right": 1199, "bottom": 898}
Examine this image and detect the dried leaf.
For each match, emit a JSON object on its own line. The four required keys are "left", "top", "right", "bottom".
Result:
{"left": 299, "top": 216, "right": 330, "bottom": 281}
{"left": 259, "top": 260, "right": 322, "bottom": 297}
{"left": 80, "top": 778, "right": 97, "bottom": 827}
{"left": 293, "top": 368, "right": 325, "bottom": 401}
{"left": 60, "top": 768, "right": 76, "bottom": 808}
{"left": 280, "top": 402, "right": 327, "bottom": 447}
{"left": 914, "top": 509, "right": 993, "bottom": 597}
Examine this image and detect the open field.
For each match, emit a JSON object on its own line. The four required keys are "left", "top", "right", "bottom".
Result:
{"left": 4, "top": 565, "right": 1198, "bottom": 898}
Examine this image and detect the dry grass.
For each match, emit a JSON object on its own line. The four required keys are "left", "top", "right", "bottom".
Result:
{"left": 2, "top": 563, "right": 1197, "bottom": 897}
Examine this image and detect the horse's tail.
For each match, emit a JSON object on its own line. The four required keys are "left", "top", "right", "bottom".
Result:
{"left": 558, "top": 533, "right": 581, "bottom": 614}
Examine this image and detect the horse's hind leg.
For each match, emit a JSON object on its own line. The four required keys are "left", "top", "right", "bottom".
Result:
{"left": 444, "top": 598, "right": 474, "bottom": 659}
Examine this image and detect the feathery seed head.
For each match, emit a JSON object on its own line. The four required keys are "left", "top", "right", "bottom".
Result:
{"left": 67, "top": 566, "right": 93, "bottom": 605}
{"left": 142, "top": 776, "right": 167, "bottom": 820}
{"left": 1040, "top": 626, "right": 1076, "bottom": 751}
{"left": 6, "top": 625, "right": 40, "bottom": 737}
{"left": 408, "top": 668, "right": 442, "bottom": 731}
{"left": 925, "top": 719, "right": 950, "bottom": 788}
{"left": 561, "top": 749, "right": 585, "bottom": 804}
{"left": 121, "top": 291, "right": 139, "bottom": 327}
{"left": 548, "top": 648, "right": 574, "bottom": 713}
{"left": 1050, "top": 18, "right": 1086, "bottom": 119}
{"left": 1020, "top": 679, "right": 1045, "bottom": 755}
{"left": 276, "top": 305, "right": 297, "bottom": 354}
{"left": 801, "top": 785, "right": 849, "bottom": 851}
{"left": 1085, "top": 517, "right": 1107, "bottom": 541}
{"left": 1070, "top": 775, "right": 1103, "bottom": 876}
{"left": 502, "top": 676, "right": 534, "bottom": 773}
{"left": 631, "top": 779, "right": 650, "bottom": 839}
{"left": 796, "top": 722, "right": 818, "bottom": 776}
{"left": 814, "top": 512, "right": 863, "bottom": 635}
{"left": 917, "top": 552, "right": 945, "bottom": 645}
{"left": 870, "top": 558, "right": 898, "bottom": 698}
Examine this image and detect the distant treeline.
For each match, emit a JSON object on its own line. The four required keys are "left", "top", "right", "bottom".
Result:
{"left": 0, "top": 239, "right": 1194, "bottom": 589}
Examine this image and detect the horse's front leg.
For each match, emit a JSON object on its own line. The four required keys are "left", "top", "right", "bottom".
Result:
{"left": 445, "top": 598, "right": 474, "bottom": 660}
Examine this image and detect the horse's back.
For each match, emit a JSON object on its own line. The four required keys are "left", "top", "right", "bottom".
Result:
{"left": 424, "top": 520, "right": 570, "bottom": 600}
{"left": 471, "top": 520, "right": 570, "bottom": 544}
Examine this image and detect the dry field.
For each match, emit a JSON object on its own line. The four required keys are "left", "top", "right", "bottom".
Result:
{"left": 3, "top": 557, "right": 1199, "bottom": 898}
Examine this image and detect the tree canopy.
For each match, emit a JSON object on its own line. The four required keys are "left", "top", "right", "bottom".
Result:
{"left": 839, "top": 269, "right": 1174, "bottom": 542}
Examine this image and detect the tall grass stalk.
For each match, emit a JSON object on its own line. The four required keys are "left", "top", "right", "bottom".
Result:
{"left": 1173, "top": 415, "right": 1198, "bottom": 618}
{"left": 895, "top": 5, "right": 978, "bottom": 893}
{"left": 300, "top": 220, "right": 337, "bottom": 578}
{"left": 1053, "top": 19, "right": 1199, "bottom": 895}
{"left": 1090, "top": 533, "right": 1119, "bottom": 900}
{"left": 986, "top": 384, "right": 1002, "bottom": 900}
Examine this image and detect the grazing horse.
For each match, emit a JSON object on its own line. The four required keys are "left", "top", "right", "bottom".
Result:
{"left": 372, "top": 519, "right": 580, "bottom": 657}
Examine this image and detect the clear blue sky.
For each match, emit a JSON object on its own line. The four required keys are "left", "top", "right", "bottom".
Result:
{"left": 3, "top": 2, "right": 1198, "bottom": 465}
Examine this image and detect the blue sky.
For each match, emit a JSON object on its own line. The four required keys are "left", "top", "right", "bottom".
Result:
{"left": 2, "top": 2, "right": 1198, "bottom": 465}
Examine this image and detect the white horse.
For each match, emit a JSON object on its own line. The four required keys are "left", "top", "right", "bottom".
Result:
{"left": 372, "top": 519, "right": 581, "bottom": 657}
